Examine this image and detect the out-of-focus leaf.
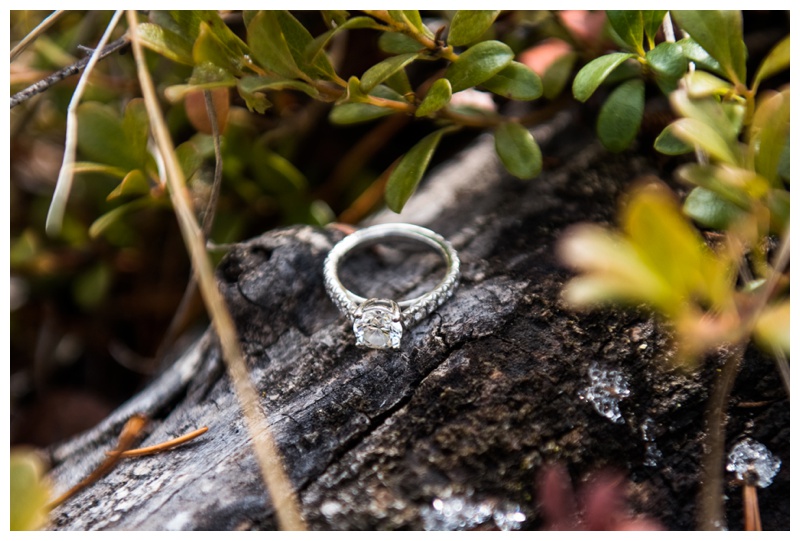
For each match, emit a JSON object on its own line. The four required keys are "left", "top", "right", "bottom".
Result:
{"left": 753, "top": 35, "right": 789, "bottom": 90}
{"left": 750, "top": 89, "right": 790, "bottom": 186}
{"left": 72, "top": 162, "right": 128, "bottom": 178}
{"left": 416, "top": 78, "right": 452, "bottom": 117}
{"left": 606, "top": 11, "right": 644, "bottom": 54}
{"left": 542, "top": 51, "right": 577, "bottom": 99}
{"left": 572, "top": 53, "right": 636, "bottom": 102}
{"left": 77, "top": 102, "right": 140, "bottom": 171}
{"left": 671, "top": 10, "right": 746, "bottom": 84}
{"left": 494, "top": 121, "right": 542, "bottom": 179}
{"left": 73, "top": 263, "right": 112, "bottom": 309}
{"left": 122, "top": 98, "right": 149, "bottom": 167}
{"left": 448, "top": 10, "right": 500, "bottom": 47}
{"left": 777, "top": 133, "right": 789, "bottom": 182}
{"left": 385, "top": 128, "right": 453, "bottom": 213}
{"left": 329, "top": 85, "right": 404, "bottom": 124}
{"left": 766, "top": 188, "right": 790, "bottom": 232}
{"left": 247, "top": 11, "right": 303, "bottom": 78}
{"left": 378, "top": 31, "right": 421, "bottom": 54}
{"left": 107, "top": 169, "right": 150, "bottom": 200}
{"left": 676, "top": 37, "right": 725, "bottom": 78}
{"left": 361, "top": 52, "right": 419, "bottom": 93}
{"left": 670, "top": 118, "right": 740, "bottom": 165}
{"left": 305, "top": 16, "right": 379, "bottom": 66}
{"left": 89, "top": 199, "right": 150, "bottom": 239}
{"left": 164, "top": 63, "right": 237, "bottom": 102}
{"left": 754, "top": 301, "right": 789, "bottom": 354}
{"left": 10, "top": 451, "right": 51, "bottom": 531}
{"left": 624, "top": 181, "right": 731, "bottom": 311}
{"left": 597, "top": 78, "right": 644, "bottom": 152}
{"left": 683, "top": 70, "right": 733, "bottom": 98}
{"left": 646, "top": 41, "right": 688, "bottom": 94}
{"left": 136, "top": 22, "right": 193, "bottom": 64}
{"left": 481, "top": 61, "right": 543, "bottom": 101}
{"left": 445, "top": 40, "right": 514, "bottom": 92}
{"left": 176, "top": 141, "right": 203, "bottom": 179}
{"left": 321, "top": 10, "right": 350, "bottom": 29}
{"left": 654, "top": 124, "right": 694, "bottom": 155}
{"left": 251, "top": 148, "right": 308, "bottom": 194}
{"left": 193, "top": 21, "right": 245, "bottom": 75}
{"left": 683, "top": 186, "right": 747, "bottom": 230}
{"left": 642, "top": 10, "right": 667, "bottom": 45}
{"left": 384, "top": 68, "right": 414, "bottom": 96}
{"left": 388, "top": 10, "right": 433, "bottom": 39}
{"left": 678, "top": 163, "right": 770, "bottom": 208}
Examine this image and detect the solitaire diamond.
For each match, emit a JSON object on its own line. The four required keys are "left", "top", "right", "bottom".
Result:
{"left": 353, "top": 299, "right": 402, "bottom": 349}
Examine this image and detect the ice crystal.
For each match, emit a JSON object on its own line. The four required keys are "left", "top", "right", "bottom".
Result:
{"left": 581, "top": 362, "right": 630, "bottom": 424}
{"left": 726, "top": 439, "right": 781, "bottom": 488}
{"left": 422, "top": 496, "right": 526, "bottom": 531}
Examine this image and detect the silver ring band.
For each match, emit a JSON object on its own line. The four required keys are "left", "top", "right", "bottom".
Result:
{"left": 324, "top": 223, "right": 460, "bottom": 349}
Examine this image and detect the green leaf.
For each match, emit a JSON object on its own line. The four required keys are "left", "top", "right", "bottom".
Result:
{"left": 753, "top": 35, "right": 789, "bottom": 90}
{"left": 77, "top": 102, "right": 141, "bottom": 171}
{"left": 642, "top": 10, "right": 667, "bottom": 45}
{"left": 321, "top": 10, "right": 350, "bottom": 29}
{"left": 671, "top": 10, "right": 746, "bottom": 84}
{"left": 683, "top": 70, "right": 733, "bottom": 98}
{"left": 597, "top": 79, "right": 644, "bottom": 152}
{"left": 670, "top": 118, "right": 739, "bottom": 165}
{"left": 72, "top": 162, "right": 128, "bottom": 178}
{"left": 251, "top": 148, "right": 308, "bottom": 194}
{"left": 385, "top": 128, "right": 452, "bottom": 213}
{"left": 107, "top": 169, "right": 150, "bottom": 200}
{"left": 73, "top": 263, "right": 112, "bottom": 309}
{"left": 448, "top": 10, "right": 501, "bottom": 47}
{"left": 676, "top": 37, "right": 725, "bottom": 78}
{"left": 274, "top": 10, "right": 337, "bottom": 79}
{"left": 572, "top": 53, "right": 636, "bottom": 102}
{"left": 654, "top": 124, "right": 694, "bottom": 155}
{"left": 10, "top": 451, "right": 51, "bottom": 531}
{"left": 645, "top": 41, "right": 688, "bottom": 94}
{"left": 89, "top": 198, "right": 150, "bottom": 238}
{"left": 416, "top": 78, "right": 452, "bottom": 117}
{"left": 481, "top": 61, "right": 543, "bottom": 101}
{"left": 136, "top": 22, "right": 193, "bottom": 65}
{"left": 122, "top": 98, "right": 150, "bottom": 168}
{"left": 238, "top": 75, "right": 320, "bottom": 100}
{"left": 247, "top": 11, "right": 303, "bottom": 78}
{"left": 378, "top": 31, "right": 422, "bottom": 54}
{"left": 750, "top": 89, "right": 790, "bottom": 186}
{"left": 542, "top": 51, "right": 577, "bottom": 99}
{"left": 360, "top": 52, "right": 419, "bottom": 93}
{"left": 445, "top": 40, "right": 514, "bottom": 93}
{"left": 164, "top": 63, "right": 237, "bottom": 102}
{"left": 494, "top": 121, "right": 542, "bottom": 179}
{"left": 305, "top": 17, "right": 379, "bottom": 66}
{"left": 329, "top": 86, "right": 404, "bottom": 124}
{"left": 176, "top": 141, "right": 203, "bottom": 179}
{"left": 683, "top": 186, "right": 746, "bottom": 230}
{"left": 388, "top": 10, "right": 433, "bottom": 39}
{"left": 670, "top": 88, "right": 741, "bottom": 146}
{"left": 766, "top": 189, "right": 790, "bottom": 232}
{"left": 193, "top": 21, "right": 246, "bottom": 75}
{"left": 383, "top": 68, "right": 414, "bottom": 96}
{"left": 606, "top": 11, "right": 644, "bottom": 54}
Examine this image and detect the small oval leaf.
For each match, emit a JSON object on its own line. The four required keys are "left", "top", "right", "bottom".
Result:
{"left": 360, "top": 52, "right": 419, "bottom": 93}
{"left": 445, "top": 40, "right": 514, "bottom": 93}
{"left": 753, "top": 35, "right": 790, "bottom": 90}
{"left": 654, "top": 124, "right": 694, "bottom": 155}
{"left": 606, "top": 11, "right": 644, "bottom": 54}
{"left": 683, "top": 186, "right": 746, "bottom": 230}
{"left": 481, "top": 61, "right": 543, "bottom": 101}
{"left": 572, "top": 52, "right": 636, "bottom": 102}
{"left": 416, "top": 78, "right": 452, "bottom": 117}
{"left": 596, "top": 79, "right": 645, "bottom": 152}
{"left": 247, "top": 11, "right": 303, "bottom": 78}
{"left": 448, "top": 10, "right": 500, "bottom": 47}
{"left": 378, "top": 31, "right": 421, "bottom": 54}
{"left": 671, "top": 118, "right": 740, "bottom": 165}
{"left": 671, "top": 10, "right": 746, "bottom": 84}
{"left": 107, "top": 169, "right": 151, "bottom": 200}
{"left": 494, "top": 121, "right": 542, "bottom": 179}
{"left": 385, "top": 128, "right": 452, "bottom": 213}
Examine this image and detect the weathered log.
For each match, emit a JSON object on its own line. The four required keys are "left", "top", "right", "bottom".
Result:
{"left": 46, "top": 109, "right": 789, "bottom": 530}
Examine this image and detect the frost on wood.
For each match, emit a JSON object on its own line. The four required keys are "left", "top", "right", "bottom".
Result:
{"left": 580, "top": 362, "right": 630, "bottom": 424}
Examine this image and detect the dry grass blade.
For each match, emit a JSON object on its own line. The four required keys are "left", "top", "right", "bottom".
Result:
{"left": 124, "top": 10, "right": 306, "bottom": 530}
{"left": 45, "top": 10, "right": 124, "bottom": 236}
{"left": 108, "top": 426, "right": 209, "bottom": 457}
{"left": 743, "top": 484, "right": 762, "bottom": 531}
{"left": 10, "top": 10, "right": 67, "bottom": 61}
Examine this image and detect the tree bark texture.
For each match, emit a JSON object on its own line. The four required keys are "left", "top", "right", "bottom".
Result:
{"left": 46, "top": 109, "right": 789, "bottom": 530}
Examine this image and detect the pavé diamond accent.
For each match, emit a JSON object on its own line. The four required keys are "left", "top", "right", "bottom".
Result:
{"left": 353, "top": 299, "right": 402, "bottom": 349}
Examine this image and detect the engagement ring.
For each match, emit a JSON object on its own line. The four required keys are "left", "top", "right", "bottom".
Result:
{"left": 323, "top": 223, "right": 460, "bottom": 349}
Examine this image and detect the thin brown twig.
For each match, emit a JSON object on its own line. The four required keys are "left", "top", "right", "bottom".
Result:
{"left": 48, "top": 414, "right": 148, "bottom": 509}
{"left": 10, "top": 35, "right": 130, "bottom": 109}
{"left": 108, "top": 426, "right": 209, "bottom": 457}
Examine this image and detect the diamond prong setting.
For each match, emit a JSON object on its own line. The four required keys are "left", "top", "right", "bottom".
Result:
{"left": 353, "top": 299, "right": 403, "bottom": 349}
